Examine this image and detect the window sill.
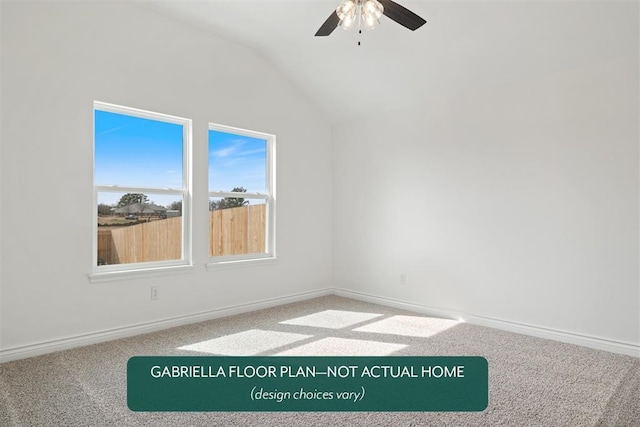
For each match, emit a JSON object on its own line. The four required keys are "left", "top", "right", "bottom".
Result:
{"left": 206, "top": 256, "right": 276, "bottom": 271}
{"left": 89, "top": 264, "right": 195, "bottom": 283}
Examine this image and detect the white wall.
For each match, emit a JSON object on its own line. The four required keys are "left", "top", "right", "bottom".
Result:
{"left": 0, "top": 1, "right": 333, "bottom": 351}
{"left": 1, "top": 0, "right": 638, "bottom": 357}
{"left": 0, "top": 2, "right": 4, "bottom": 353}
{"left": 333, "top": 3, "right": 639, "bottom": 346}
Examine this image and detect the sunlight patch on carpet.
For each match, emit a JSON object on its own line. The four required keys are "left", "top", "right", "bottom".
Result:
{"left": 177, "top": 329, "right": 312, "bottom": 355}
{"left": 353, "top": 315, "right": 460, "bottom": 338}
{"left": 276, "top": 337, "right": 407, "bottom": 356}
{"left": 280, "top": 310, "right": 384, "bottom": 329}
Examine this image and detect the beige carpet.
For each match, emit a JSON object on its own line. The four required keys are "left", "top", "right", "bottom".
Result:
{"left": 0, "top": 295, "right": 638, "bottom": 426}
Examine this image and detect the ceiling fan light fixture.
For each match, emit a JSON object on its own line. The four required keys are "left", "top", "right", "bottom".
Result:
{"left": 362, "top": 0, "right": 383, "bottom": 30}
{"left": 336, "top": 0, "right": 356, "bottom": 29}
{"left": 364, "top": 0, "right": 384, "bottom": 18}
{"left": 315, "top": 0, "right": 425, "bottom": 38}
{"left": 336, "top": 0, "right": 383, "bottom": 32}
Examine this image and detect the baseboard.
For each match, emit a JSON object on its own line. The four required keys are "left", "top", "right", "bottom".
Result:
{"left": 2, "top": 287, "right": 638, "bottom": 363}
{"left": 0, "top": 288, "right": 333, "bottom": 363}
{"left": 333, "top": 288, "right": 640, "bottom": 358}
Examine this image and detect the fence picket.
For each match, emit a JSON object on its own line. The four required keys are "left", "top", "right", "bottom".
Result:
{"left": 97, "top": 205, "right": 266, "bottom": 265}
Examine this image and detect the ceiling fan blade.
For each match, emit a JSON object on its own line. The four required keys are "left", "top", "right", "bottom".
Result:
{"left": 315, "top": 11, "right": 340, "bottom": 36}
{"left": 379, "top": 0, "right": 426, "bottom": 31}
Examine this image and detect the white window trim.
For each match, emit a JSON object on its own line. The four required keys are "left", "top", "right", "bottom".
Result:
{"left": 90, "top": 101, "right": 193, "bottom": 282}
{"left": 206, "top": 123, "right": 276, "bottom": 268}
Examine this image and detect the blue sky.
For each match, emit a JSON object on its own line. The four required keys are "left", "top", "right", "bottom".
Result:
{"left": 208, "top": 129, "right": 266, "bottom": 194}
{"left": 95, "top": 110, "right": 266, "bottom": 208}
{"left": 95, "top": 110, "right": 183, "bottom": 188}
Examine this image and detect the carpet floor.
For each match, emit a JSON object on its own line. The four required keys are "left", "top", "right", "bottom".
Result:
{"left": 0, "top": 295, "right": 638, "bottom": 426}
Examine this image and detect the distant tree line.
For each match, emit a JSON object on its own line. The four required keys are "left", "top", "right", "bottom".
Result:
{"left": 98, "top": 189, "right": 249, "bottom": 216}
{"left": 97, "top": 203, "right": 114, "bottom": 216}
{"left": 117, "top": 193, "right": 149, "bottom": 207}
{"left": 167, "top": 200, "right": 182, "bottom": 215}
{"left": 209, "top": 187, "right": 249, "bottom": 211}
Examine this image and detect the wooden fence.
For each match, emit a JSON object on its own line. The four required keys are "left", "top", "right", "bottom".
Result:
{"left": 209, "top": 204, "right": 266, "bottom": 257}
{"left": 97, "top": 204, "right": 266, "bottom": 265}
{"left": 97, "top": 217, "right": 182, "bottom": 265}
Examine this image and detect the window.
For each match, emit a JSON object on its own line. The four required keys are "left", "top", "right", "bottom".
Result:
{"left": 208, "top": 124, "right": 275, "bottom": 264}
{"left": 92, "top": 102, "right": 191, "bottom": 278}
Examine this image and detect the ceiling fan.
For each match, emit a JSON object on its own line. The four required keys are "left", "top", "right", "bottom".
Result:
{"left": 315, "top": 0, "right": 426, "bottom": 37}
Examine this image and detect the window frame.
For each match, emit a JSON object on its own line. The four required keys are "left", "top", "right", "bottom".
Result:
{"left": 206, "top": 123, "right": 276, "bottom": 267}
{"left": 90, "top": 101, "right": 193, "bottom": 282}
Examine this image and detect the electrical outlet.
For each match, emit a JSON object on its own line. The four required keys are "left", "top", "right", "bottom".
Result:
{"left": 400, "top": 273, "right": 407, "bottom": 285}
{"left": 151, "top": 286, "right": 160, "bottom": 300}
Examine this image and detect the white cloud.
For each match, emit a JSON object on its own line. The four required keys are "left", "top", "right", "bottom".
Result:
{"left": 210, "top": 146, "right": 237, "bottom": 158}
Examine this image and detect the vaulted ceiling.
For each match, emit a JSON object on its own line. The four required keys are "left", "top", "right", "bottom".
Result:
{"left": 151, "top": 1, "right": 633, "bottom": 124}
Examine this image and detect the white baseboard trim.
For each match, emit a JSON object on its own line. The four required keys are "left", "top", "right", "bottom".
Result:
{"left": 333, "top": 288, "right": 640, "bottom": 358}
{"left": 0, "top": 288, "right": 333, "bottom": 363}
{"left": 2, "top": 287, "right": 637, "bottom": 363}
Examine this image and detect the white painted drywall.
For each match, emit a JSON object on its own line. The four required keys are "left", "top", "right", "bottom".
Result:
{"left": 0, "top": 0, "right": 3, "bottom": 354}
{"left": 1, "top": 0, "right": 638, "bottom": 355}
{"left": 333, "top": 2, "right": 640, "bottom": 345}
{"left": 0, "top": 1, "right": 333, "bottom": 350}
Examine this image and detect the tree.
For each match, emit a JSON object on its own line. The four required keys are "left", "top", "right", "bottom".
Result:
{"left": 97, "top": 203, "right": 114, "bottom": 216}
{"left": 210, "top": 187, "right": 250, "bottom": 211}
{"left": 117, "top": 193, "right": 149, "bottom": 207}
{"left": 167, "top": 200, "right": 182, "bottom": 215}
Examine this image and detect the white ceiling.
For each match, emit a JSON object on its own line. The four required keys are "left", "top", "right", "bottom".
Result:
{"left": 150, "top": 1, "right": 633, "bottom": 124}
